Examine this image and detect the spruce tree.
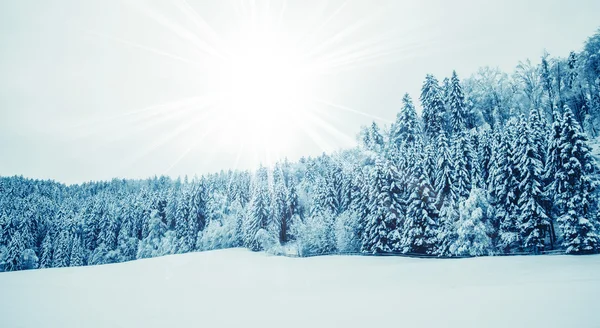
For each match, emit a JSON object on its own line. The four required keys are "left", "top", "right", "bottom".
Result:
{"left": 39, "top": 232, "right": 53, "bottom": 269}
{"left": 69, "top": 235, "right": 85, "bottom": 267}
{"left": 420, "top": 74, "right": 445, "bottom": 138}
{"left": 5, "top": 231, "right": 25, "bottom": 271}
{"left": 452, "top": 132, "right": 472, "bottom": 200}
{"left": 448, "top": 70, "right": 467, "bottom": 135}
{"left": 434, "top": 131, "right": 458, "bottom": 255}
{"left": 450, "top": 188, "right": 494, "bottom": 256}
{"left": 52, "top": 230, "right": 71, "bottom": 268}
{"left": 498, "top": 121, "right": 523, "bottom": 252}
{"left": 391, "top": 93, "right": 420, "bottom": 146}
{"left": 517, "top": 116, "right": 550, "bottom": 253}
{"left": 362, "top": 159, "right": 403, "bottom": 253}
{"left": 400, "top": 167, "right": 439, "bottom": 254}
{"left": 244, "top": 166, "right": 272, "bottom": 250}
{"left": 555, "top": 109, "right": 600, "bottom": 253}
{"left": 542, "top": 111, "right": 563, "bottom": 248}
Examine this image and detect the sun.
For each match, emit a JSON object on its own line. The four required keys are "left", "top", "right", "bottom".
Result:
{"left": 93, "top": 1, "right": 404, "bottom": 173}
{"left": 208, "top": 26, "right": 317, "bottom": 160}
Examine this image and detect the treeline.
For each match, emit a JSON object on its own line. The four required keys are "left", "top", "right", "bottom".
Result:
{"left": 1, "top": 29, "right": 600, "bottom": 272}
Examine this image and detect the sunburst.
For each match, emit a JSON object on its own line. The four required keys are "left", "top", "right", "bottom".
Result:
{"left": 80, "top": 0, "right": 422, "bottom": 174}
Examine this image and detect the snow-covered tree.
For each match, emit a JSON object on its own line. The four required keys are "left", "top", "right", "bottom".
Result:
{"left": 52, "top": 230, "right": 71, "bottom": 268}
{"left": 39, "top": 232, "right": 53, "bottom": 269}
{"left": 69, "top": 235, "right": 85, "bottom": 267}
{"left": 137, "top": 210, "right": 167, "bottom": 259}
{"left": 420, "top": 74, "right": 445, "bottom": 138}
{"left": 555, "top": 109, "right": 600, "bottom": 253}
{"left": 448, "top": 70, "right": 467, "bottom": 134}
{"left": 450, "top": 188, "right": 494, "bottom": 256}
{"left": 362, "top": 159, "right": 402, "bottom": 253}
{"left": 244, "top": 166, "right": 272, "bottom": 250}
{"left": 516, "top": 114, "right": 551, "bottom": 253}
{"left": 400, "top": 167, "right": 439, "bottom": 255}
{"left": 5, "top": 231, "right": 25, "bottom": 271}
{"left": 391, "top": 93, "right": 420, "bottom": 146}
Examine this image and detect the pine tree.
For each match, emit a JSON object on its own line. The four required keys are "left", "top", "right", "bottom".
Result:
{"left": 52, "top": 230, "right": 71, "bottom": 268}
{"left": 137, "top": 210, "right": 167, "bottom": 259}
{"left": 351, "top": 166, "right": 371, "bottom": 248}
{"left": 434, "top": 131, "right": 458, "bottom": 255}
{"left": 555, "top": 108, "right": 600, "bottom": 254}
{"left": 244, "top": 166, "right": 272, "bottom": 250}
{"left": 489, "top": 127, "right": 517, "bottom": 251}
{"left": 450, "top": 188, "right": 494, "bottom": 256}
{"left": 174, "top": 190, "right": 191, "bottom": 253}
{"left": 452, "top": 132, "right": 472, "bottom": 200}
{"left": 5, "top": 231, "right": 25, "bottom": 271}
{"left": 69, "top": 235, "right": 85, "bottom": 267}
{"left": 400, "top": 167, "right": 439, "bottom": 254}
{"left": 476, "top": 130, "right": 493, "bottom": 187}
{"left": 420, "top": 74, "right": 445, "bottom": 138}
{"left": 497, "top": 121, "right": 523, "bottom": 252}
{"left": 362, "top": 159, "right": 402, "bottom": 253}
{"left": 517, "top": 116, "right": 550, "bottom": 253}
{"left": 542, "top": 111, "right": 563, "bottom": 248}
{"left": 448, "top": 70, "right": 467, "bottom": 135}
{"left": 39, "top": 232, "right": 53, "bottom": 269}
{"left": 391, "top": 93, "right": 420, "bottom": 146}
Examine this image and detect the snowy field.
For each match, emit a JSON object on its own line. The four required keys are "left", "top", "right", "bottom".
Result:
{"left": 1, "top": 249, "right": 600, "bottom": 328}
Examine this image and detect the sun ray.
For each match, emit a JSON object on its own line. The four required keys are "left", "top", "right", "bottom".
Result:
{"left": 173, "top": 0, "right": 223, "bottom": 47}
{"left": 131, "top": 0, "right": 224, "bottom": 59}
{"left": 74, "top": 96, "right": 216, "bottom": 144}
{"left": 119, "top": 104, "right": 221, "bottom": 173}
{"left": 297, "top": 0, "right": 347, "bottom": 50}
{"left": 164, "top": 110, "right": 225, "bottom": 173}
{"left": 302, "top": 105, "right": 357, "bottom": 148}
{"left": 312, "top": 98, "right": 392, "bottom": 124}
{"left": 87, "top": 31, "right": 207, "bottom": 71}
{"left": 302, "top": 4, "right": 389, "bottom": 60}
{"left": 318, "top": 42, "right": 423, "bottom": 73}
{"left": 328, "top": 44, "right": 428, "bottom": 73}
{"left": 276, "top": 0, "right": 287, "bottom": 30}
{"left": 286, "top": 106, "right": 334, "bottom": 153}
{"left": 310, "top": 28, "right": 413, "bottom": 67}
{"left": 111, "top": 101, "right": 215, "bottom": 143}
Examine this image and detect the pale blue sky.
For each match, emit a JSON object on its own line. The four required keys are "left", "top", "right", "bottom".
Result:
{"left": 1, "top": 0, "right": 599, "bottom": 184}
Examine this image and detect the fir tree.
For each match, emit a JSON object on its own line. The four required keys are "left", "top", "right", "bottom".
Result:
{"left": 420, "top": 74, "right": 445, "bottom": 138}
{"left": 362, "top": 159, "right": 402, "bottom": 253}
{"left": 391, "top": 93, "right": 420, "bottom": 146}
{"left": 497, "top": 121, "right": 523, "bottom": 252}
{"left": 434, "top": 131, "right": 458, "bottom": 255}
{"left": 555, "top": 109, "right": 600, "bottom": 254}
{"left": 450, "top": 188, "right": 494, "bottom": 256}
{"left": 400, "top": 167, "right": 439, "bottom": 254}
{"left": 69, "top": 235, "right": 85, "bottom": 267}
{"left": 137, "top": 210, "right": 167, "bottom": 259}
{"left": 452, "top": 132, "right": 472, "bottom": 200}
{"left": 448, "top": 70, "right": 467, "bottom": 135}
{"left": 5, "top": 230, "right": 25, "bottom": 271}
{"left": 244, "top": 166, "right": 272, "bottom": 250}
{"left": 39, "top": 232, "right": 53, "bottom": 269}
{"left": 517, "top": 116, "right": 550, "bottom": 253}
{"left": 52, "top": 230, "right": 71, "bottom": 268}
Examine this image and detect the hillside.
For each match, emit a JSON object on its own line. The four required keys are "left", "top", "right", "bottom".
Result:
{"left": 1, "top": 249, "right": 599, "bottom": 328}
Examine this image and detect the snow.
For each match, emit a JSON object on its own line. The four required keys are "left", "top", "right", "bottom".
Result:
{"left": 592, "top": 136, "right": 600, "bottom": 164}
{"left": 1, "top": 249, "right": 600, "bottom": 328}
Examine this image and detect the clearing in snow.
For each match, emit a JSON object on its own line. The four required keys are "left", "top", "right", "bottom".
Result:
{"left": 1, "top": 249, "right": 600, "bottom": 328}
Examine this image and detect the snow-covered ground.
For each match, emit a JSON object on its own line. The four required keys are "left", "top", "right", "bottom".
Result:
{"left": 1, "top": 249, "right": 599, "bottom": 328}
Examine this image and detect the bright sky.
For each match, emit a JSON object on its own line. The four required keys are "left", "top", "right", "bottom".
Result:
{"left": 1, "top": 0, "right": 599, "bottom": 184}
